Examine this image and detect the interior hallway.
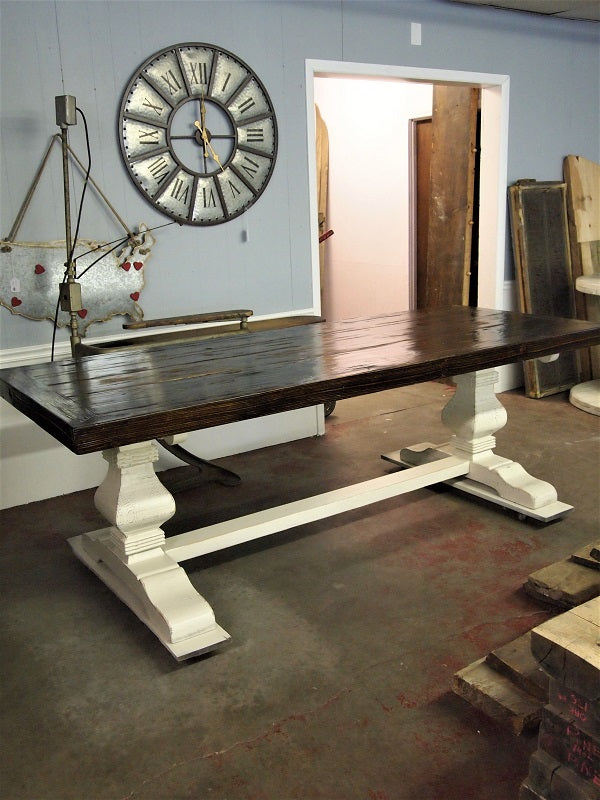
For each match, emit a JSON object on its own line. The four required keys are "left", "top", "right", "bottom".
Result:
{"left": 1, "top": 381, "right": 598, "bottom": 800}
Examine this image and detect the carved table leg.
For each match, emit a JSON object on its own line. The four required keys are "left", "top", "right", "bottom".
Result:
{"left": 383, "top": 369, "right": 572, "bottom": 521}
{"left": 68, "top": 441, "right": 230, "bottom": 659}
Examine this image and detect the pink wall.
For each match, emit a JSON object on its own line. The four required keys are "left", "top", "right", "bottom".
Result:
{"left": 314, "top": 77, "right": 432, "bottom": 321}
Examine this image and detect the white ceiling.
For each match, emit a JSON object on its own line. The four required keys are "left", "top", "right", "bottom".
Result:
{"left": 447, "top": 0, "right": 600, "bottom": 21}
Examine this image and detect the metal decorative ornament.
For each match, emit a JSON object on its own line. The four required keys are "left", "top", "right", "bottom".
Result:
{"left": 119, "top": 43, "right": 278, "bottom": 226}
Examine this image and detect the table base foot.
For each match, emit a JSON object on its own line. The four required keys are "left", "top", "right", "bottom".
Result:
{"left": 69, "top": 529, "right": 231, "bottom": 660}
{"left": 382, "top": 446, "right": 572, "bottom": 522}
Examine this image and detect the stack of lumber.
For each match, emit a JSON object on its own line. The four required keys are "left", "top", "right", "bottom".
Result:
{"left": 453, "top": 542, "right": 599, "bottom": 735}
{"left": 519, "top": 598, "right": 600, "bottom": 800}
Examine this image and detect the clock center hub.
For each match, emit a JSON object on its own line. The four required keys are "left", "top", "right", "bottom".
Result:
{"left": 194, "top": 127, "right": 211, "bottom": 146}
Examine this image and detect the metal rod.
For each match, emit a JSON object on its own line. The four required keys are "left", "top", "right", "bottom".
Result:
{"left": 59, "top": 123, "right": 81, "bottom": 353}
{"left": 3, "top": 134, "right": 133, "bottom": 244}
{"left": 3, "top": 138, "right": 55, "bottom": 243}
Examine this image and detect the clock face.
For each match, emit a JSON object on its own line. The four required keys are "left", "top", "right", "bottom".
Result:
{"left": 119, "top": 43, "right": 278, "bottom": 225}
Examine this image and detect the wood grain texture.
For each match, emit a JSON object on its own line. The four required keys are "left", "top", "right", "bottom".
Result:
{"left": 564, "top": 155, "right": 600, "bottom": 380}
{"left": 531, "top": 599, "right": 600, "bottom": 701}
{"left": 1, "top": 307, "right": 600, "bottom": 455}
{"left": 425, "top": 85, "right": 478, "bottom": 308}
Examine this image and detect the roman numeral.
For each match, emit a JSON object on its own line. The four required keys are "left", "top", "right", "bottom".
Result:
{"left": 170, "top": 178, "right": 189, "bottom": 204}
{"left": 228, "top": 180, "right": 241, "bottom": 197}
{"left": 221, "top": 73, "right": 231, "bottom": 94}
{"left": 237, "top": 97, "right": 256, "bottom": 115}
{"left": 138, "top": 129, "right": 160, "bottom": 145}
{"left": 202, "top": 187, "right": 217, "bottom": 207}
{"left": 189, "top": 62, "right": 207, "bottom": 85}
{"left": 246, "top": 128, "right": 264, "bottom": 142}
{"left": 161, "top": 69, "right": 182, "bottom": 95}
{"left": 240, "top": 156, "right": 260, "bottom": 178}
{"left": 148, "top": 156, "right": 170, "bottom": 185}
{"left": 142, "top": 97, "right": 164, "bottom": 116}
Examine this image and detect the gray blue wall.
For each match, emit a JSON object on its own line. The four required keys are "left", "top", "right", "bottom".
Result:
{"left": 1, "top": 0, "right": 598, "bottom": 350}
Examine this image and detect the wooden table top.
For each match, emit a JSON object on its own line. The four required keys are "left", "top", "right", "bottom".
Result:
{"left": 2, "top": 307, "right": 599, "bottom": 455}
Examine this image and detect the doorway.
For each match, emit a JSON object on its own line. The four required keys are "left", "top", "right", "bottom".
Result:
{"left": 313, "top": 76, "right": 432, "bottom": 321}
{"left": 306, "top": 61, "right": 510, "bottom": 320}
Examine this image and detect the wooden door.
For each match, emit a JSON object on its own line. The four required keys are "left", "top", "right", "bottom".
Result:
{"left": 315, "top": 104, "right": 329, "bottom": 305}
{"left": 423, "top": 85, "right": 479, "bottom": 308}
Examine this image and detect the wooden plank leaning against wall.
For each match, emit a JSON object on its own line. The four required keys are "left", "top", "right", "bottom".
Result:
{"left": 424, "top": 85, "right": 479, "bottom": 309}
{"left": 564, "top": 155, "right": 600, "bottom": 381}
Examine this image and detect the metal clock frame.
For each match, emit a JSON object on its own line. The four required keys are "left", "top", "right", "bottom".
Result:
{"left": 118, "top": 42, "right": 278, "bottom": 226}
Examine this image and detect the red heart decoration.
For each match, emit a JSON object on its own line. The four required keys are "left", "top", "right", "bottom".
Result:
{"left": 133, "top": 261, "right": 143, "bottom": 271}
{"left": 11, "top": 296, "right": 22, "bottom": 307}
{"left": 34, "top": 264, "right": 45, "bottom": 274}
{"left": 121, "top": 261, "right": 131, "bottom": 271}
{"left": 130, "top": 292, "right": 140, "bottom": 301}
{"left": 77, "top": 309, "right": 88, "bottom": 319}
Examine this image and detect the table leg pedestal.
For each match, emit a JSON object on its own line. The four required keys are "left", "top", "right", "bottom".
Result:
{"left": 68, "top": 442, "right": 230, "bottom": 660}
{"left": 383, "top": 370, "right": 572, "bottom": 522}
{"left": 70, "top": 443, "right": 471, "bottom": 659}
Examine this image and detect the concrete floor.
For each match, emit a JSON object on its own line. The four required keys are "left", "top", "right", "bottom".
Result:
{"left": 1, "top": 381, "right": 598, "bottom": 800}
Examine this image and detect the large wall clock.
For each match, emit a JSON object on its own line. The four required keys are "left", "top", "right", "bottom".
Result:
{"left": 118, "top": 43, "right": 278, "bottom": 226}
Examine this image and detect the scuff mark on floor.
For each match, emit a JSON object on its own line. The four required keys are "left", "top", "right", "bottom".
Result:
{"left": 118, "top": 687, "right": 353, "bottom": 800}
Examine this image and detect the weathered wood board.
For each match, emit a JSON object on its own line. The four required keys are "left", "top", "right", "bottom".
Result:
{"left": 425, "top": 85, "right": 478, "bottom": 308}
{"left": 549, "top": 679, "right": 600, "bottom": 740}
{"left": 530, "top": 599, "right": 600, "bottom": 702}
{"left": 486, "top": 631, "right": 549, "bottom": 702}
{"left": 537, "top": 705, "right": 600, "bottom": 787}
{"left": 571, "top": 542, "right": 600, "bottom": 571}
{"left": 453, "top": 656, "right": 543, "bottom": 734}
{"left": 525, "top": 559, "right": 600, "bottom": 609}
{"left": 564, "top": 155, "right": 600, "bottom": 380}
{"left": 509, "top": 180, "right": 580, "bottom": 397}
{"left": 521, "top": 748, "right": 600, "bottom": 800}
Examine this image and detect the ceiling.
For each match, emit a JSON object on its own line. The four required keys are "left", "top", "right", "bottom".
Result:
{"left": 447, "top": 0, "right": 600, "bottom": 21}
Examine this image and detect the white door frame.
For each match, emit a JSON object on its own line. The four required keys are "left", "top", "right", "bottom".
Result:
{"left": 305, "top": 60, "right": 510, "bottom": 316}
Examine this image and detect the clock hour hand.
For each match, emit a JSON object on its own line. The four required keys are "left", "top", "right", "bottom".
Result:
{"left": 194, "top": 120, "right": 225, "bottom": 172}
{"left": 194, "top": 118, "right": 209, "bottom": 158}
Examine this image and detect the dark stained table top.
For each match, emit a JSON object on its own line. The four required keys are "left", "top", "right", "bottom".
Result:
{"left": 1, "top": 307, "right": 599, "bottom": 455}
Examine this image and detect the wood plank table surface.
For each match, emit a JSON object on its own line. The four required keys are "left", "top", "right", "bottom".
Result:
{"left": 1, "top": 307, "right": 599, "bottom": 455}
{"left": 2, "top": 307, "right": 599, "bottom": 660}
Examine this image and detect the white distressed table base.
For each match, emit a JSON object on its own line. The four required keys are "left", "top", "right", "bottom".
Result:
{"left": 383, "top": 368, "right": 572, "bottom": 522}
{"left": 69, "top": 454, "right": 469, "bottom": 659}
{"left": 68, "top": 369, "right": 572, "bottom": 660}
{"left": 69, "top": 530, "right": 231, "bottom": 660}
{"left": 382, "top": 446, "right": 571, "bottom": 522}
